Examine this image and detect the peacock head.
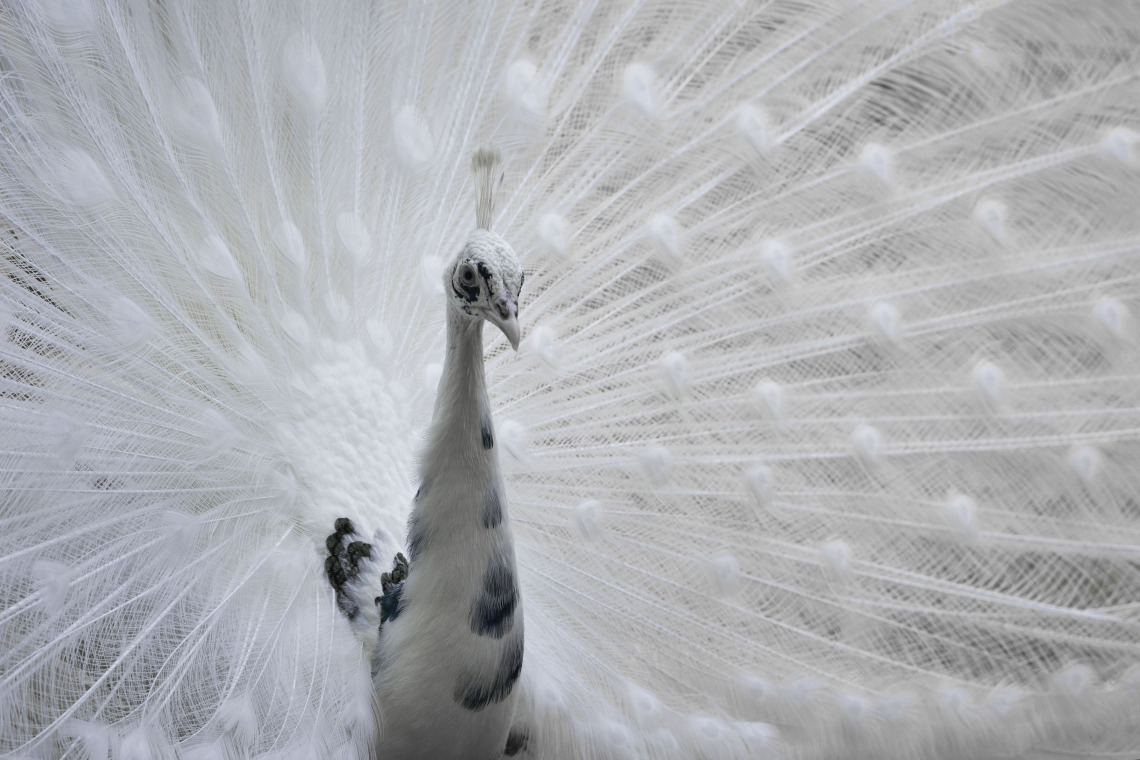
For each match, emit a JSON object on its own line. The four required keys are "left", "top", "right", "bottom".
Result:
{"left": 446, "top": 146, "right": 523, "bottom": 350}
{"left": 448, "top": 230, "right": 524, "bottom": 350}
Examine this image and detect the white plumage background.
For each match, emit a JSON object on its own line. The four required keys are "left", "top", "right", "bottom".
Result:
{"left": 1, "top": 0, "right": 1139, "bottom": 758}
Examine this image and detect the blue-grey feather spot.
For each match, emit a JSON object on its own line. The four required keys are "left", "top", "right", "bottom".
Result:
{"left": 379, "top": 582, "right": 404, "bottom": 624}
{"left": 497, "top": 628, "right": 524, "bottom": 698}
{"left": 482, "top": 488, "right": 502, "bottom": 529}
{"left": 454, "top": 628, "right": 524, "bottom": 712}
{"left": 454, "top": 668, "right": 494, "bottom": 712}
{"left": 470, "top": 547, "right": 516, "bottom": 638}
{"left": 481, "top": 418, "right": 494, "bottom": 450}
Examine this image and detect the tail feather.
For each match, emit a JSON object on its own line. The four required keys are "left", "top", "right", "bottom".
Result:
{"left": 1, "top": 0, "right": 1139, "bottom": 758}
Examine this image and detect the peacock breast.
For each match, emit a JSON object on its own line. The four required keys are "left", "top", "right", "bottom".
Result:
{"left": 374, "top": 486, "right": 523, "bottom": 758}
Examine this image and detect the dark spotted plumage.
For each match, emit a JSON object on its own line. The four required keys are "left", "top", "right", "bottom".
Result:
{"left": 379, "top": 582, "right": 404, "bottom": 624}
{"left": 453, "top": 628, "right": 524, "bottom": 712}
{"left": 470, "top": 546, "right": 517, "bottom": 638}
{"left": 376, "top": 552, "right": 410, "bottom": 638}
{"left": 482, "top": 487, "right": 502, "bottom": 529}
{"left": 504, "top": 729, "right": 529, "bottom": 757}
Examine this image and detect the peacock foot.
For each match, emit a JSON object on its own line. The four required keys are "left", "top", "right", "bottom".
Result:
{"left": 324, "top": 517, "right": 373, "bottom": 619}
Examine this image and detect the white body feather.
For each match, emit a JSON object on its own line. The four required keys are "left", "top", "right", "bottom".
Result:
{"left": 0, "top": 1, "right": 1138, "bottom": 759}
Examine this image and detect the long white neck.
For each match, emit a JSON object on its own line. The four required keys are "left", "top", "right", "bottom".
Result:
{"left": 419, "top": 309, "right": 499, "bottom": 494}
{"left": 409, "top": 308, "right": 508, "bottom": 553}
{"left": 427, "top": 310, "right": 493, "bottom": 471}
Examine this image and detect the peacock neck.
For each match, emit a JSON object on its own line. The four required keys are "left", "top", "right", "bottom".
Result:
{"left": 420, "top": 309, "right": 499, "bottom": 494}
{"left": 442, "top": 310, "right": 489, "bottom": 435}
{"left": 404, "top": 305, "right": 511, "bottom": 569}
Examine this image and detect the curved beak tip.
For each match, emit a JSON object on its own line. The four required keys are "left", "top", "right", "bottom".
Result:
{"left": 499, "top": 315, "right": 520, "bottom": 352}
{"left": 489, "top": 298, "right": 520, "bottom": 352}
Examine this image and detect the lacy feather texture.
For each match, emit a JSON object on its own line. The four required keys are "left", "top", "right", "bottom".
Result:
{"left": 1, "top": 1, "right": 1139, "bottom": 758}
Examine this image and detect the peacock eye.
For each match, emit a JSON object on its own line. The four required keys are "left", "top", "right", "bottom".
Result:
{"left": 459, "top": 263, "right": 477, "bottom": 285}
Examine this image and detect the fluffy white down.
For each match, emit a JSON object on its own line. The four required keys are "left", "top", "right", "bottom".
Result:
{"left": 0, "top": 1, "right": 1139, "bottom": 759}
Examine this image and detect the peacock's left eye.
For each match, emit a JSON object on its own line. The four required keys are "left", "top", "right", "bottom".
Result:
{"left": 459, "top": 263, "right": 476, "bottom": 285}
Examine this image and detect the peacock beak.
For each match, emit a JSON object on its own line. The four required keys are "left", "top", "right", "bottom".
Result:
{"left": 487, "top": 293, "right": 520, "bottom": 351}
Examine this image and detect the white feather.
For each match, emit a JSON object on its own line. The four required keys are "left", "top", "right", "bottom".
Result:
{"left": 1, "top": 1, "right": 1139, "bottom": 759}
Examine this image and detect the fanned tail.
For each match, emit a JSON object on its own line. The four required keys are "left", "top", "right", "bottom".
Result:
{"left": 0, "top": 1, "right": 1138, "bottom": 758}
